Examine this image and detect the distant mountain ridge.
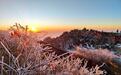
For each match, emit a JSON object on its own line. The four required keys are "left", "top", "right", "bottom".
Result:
{"left": 43, "top": 28, "right": 121, "bottom": 51}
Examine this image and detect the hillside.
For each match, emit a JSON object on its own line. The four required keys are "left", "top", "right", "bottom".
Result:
{"left": 43, "top": 28, "right": 121, "bottom": 52}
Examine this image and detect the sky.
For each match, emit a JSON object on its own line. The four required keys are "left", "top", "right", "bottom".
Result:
{"left": 0, "top": 0, "right": 121, "bottom": 31}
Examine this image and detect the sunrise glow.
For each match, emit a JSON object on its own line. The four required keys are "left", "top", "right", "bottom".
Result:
{"left": 0, "top": 0, "right": 121, "bottom": 32}
{"left": 28, "top": 25, "right": 39, "bottom": 32}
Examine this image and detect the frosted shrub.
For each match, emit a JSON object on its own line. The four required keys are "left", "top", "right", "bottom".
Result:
{"left": 72, "top": 47, "right": 118, "bottom": 62}
{"left": 0, "top": 24, "right": 105, "bottom": 75}
{"left": 0, "top": 42, "right": 105, "bottom": 75}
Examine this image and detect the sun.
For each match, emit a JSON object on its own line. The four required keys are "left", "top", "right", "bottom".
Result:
{"left": 29, "top": 26, "right": 38, "bottom": 32}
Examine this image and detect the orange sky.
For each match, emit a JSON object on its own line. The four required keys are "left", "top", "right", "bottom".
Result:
{"left": 0, "top": 24, "right": 121, "bottom": 32}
